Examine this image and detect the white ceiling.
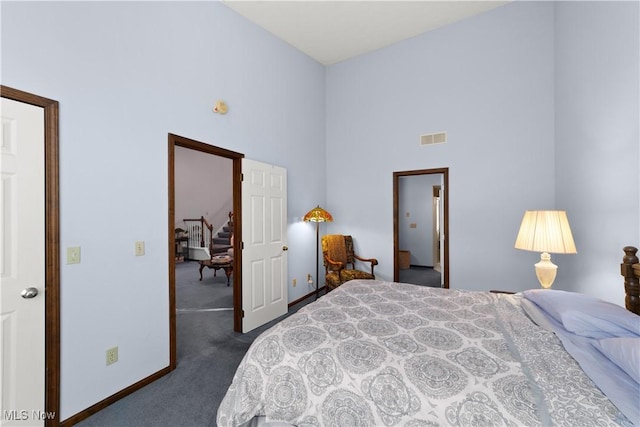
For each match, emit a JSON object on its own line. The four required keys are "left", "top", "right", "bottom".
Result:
{"left": 222, "top": 1, "right": 509, "bottom": 65}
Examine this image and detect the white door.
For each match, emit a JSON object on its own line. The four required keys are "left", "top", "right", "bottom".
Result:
{"left": 439, "top": 180, "right": 445, "bottom": 286}
{"left": 432, "top": 185, "right": 442, "bottom": 273}
{"left": 241, "top": 159, "right": 287, "bottom": 333}
{"left": 0, "top": 98, "right": 46, "bottom": 425}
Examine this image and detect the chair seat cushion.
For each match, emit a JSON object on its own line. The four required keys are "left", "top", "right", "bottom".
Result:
{"left": 341, "top": 270, "right": 375, "bottom": 281}
{"left": 326, "top": 270, "right": 374, "bottom": 290}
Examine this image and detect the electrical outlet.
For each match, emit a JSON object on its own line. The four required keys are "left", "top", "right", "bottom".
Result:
{"left": 135, "top": 241, "right": 145, "bottom": 256}
{"left": 66, "top": 247, "right": 81, "bottom": 264}
{"left": 307, "top": 274, "right": 313, "bottom": 284}
{"left": 292, "top": 278, "right": 297, "bottom": 287}
{"left": 106, "top": 347, "right": 118, "bottom": 366}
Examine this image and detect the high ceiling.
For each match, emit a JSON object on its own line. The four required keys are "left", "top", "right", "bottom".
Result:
{"left": 222, "top": 1, "right": 509, "bottom": 65}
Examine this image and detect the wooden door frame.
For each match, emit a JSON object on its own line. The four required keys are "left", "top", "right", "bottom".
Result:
{"left": 393, "top": 167, "right": 449, "bottom": 288}
{"left": 1, "top": 86, "right": 60, "bottom": 426}
{"left": 168, "top": 134, "right": 244, "bottom": 367}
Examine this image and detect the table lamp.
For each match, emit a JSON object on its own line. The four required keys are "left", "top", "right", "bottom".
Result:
{"left": 515, "top": 210, "right": 577, "bottom": 288}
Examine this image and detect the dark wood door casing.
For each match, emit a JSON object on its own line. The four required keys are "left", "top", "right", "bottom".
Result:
{"left": 167, "top": 133, "right": 244, "bottom": 369}
{"left": 393, "top": 167, "right": 449, "bottom": 288}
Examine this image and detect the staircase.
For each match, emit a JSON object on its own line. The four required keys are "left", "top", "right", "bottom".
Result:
{"left": 183, "top": 212, "right": 234, "bottom": 259}
{"left": 211, "top": 218, "right": 233, "bottom": 255}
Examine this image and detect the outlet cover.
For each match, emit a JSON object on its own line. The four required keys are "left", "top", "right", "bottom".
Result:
{"left": 106, "top": 347, "right": 118, "bottom": 366}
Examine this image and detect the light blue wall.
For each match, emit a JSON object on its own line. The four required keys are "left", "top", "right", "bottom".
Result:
{"left": 325, "top": 0, "right": 639, "bottom": 298}
{"left": 554, "top": 1, "right": 640, "bottom": 303}
{"left": 326, "top": 2, "right": 556, "bottom": 290}
{"left": 2, "top": 1, "right": 325, "bottom": 419}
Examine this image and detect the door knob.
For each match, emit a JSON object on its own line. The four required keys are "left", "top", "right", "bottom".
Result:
{"left": 282, "top": 246, "right": 288, "bottom": 251}
{"left": 21, "top": 287, "right": 39, "bottom": 299}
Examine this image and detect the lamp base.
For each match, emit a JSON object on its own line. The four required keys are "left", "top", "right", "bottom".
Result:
{"left": 534, "top": 252, "right": 557, "bottom": 289}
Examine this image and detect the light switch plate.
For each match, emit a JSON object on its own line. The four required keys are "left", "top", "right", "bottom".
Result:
{"left": 135, "top": 241, "right": 145, "bottom": 256}
{"left": 67, "top": 247, "right": 81, "bottom": 264}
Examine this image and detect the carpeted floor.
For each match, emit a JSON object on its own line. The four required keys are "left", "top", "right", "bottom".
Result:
{"left": 75, "top": 263, "right": 438, "bottom": 426}
{"left": 77, "top": 261, "right": 308, "bottom": 427}
{"left": 398, "top": 265, "right": 442, "bottom": 287}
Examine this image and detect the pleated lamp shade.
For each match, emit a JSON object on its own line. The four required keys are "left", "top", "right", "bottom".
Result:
{"left": 515, "top": 211, "right": 577, "bottom": 254}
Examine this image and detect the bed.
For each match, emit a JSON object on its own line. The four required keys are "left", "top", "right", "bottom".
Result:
{"left": 217, "top": 246, "right": 640, "bottom": 426}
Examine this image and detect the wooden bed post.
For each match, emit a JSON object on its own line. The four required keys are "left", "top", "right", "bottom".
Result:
{"left": 621, "top": 246, "right": 640, "bottom": 315}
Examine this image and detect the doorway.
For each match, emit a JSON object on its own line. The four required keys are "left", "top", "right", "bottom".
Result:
{"left": 0, "top": 86, "right": 60, "bottom": 426}
{"left": 168, "top": 134, "right": 244, "bottom": 368}
{"left": 393, "top": 168, "right": 449, "bottom": 288}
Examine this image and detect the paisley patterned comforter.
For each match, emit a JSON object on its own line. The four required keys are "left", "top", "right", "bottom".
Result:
{"left": 217, "top": 280, "right": 629, "bottom": 426}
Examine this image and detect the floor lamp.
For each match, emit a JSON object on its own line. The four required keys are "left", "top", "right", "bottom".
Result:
{"left": 304, "top": 205, "right": 333, "bottom": 299}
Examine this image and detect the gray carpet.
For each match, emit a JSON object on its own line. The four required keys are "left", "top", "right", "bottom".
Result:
{"left": 77, "top": 261, "right": 308, "bottom": 427}
{"left": 398, "top": 265, "right": 442, "bottom": 287}
{"left": 75, "top": 264, "right": 437, "bottom": 426}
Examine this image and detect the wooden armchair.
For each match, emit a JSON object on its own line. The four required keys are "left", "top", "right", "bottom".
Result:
{"left": 321, "top": 234, "right": 378, "bottom": 291}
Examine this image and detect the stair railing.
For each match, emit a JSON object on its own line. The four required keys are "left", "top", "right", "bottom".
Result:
{"left": 183, "top": 216, "right": 214, "bottom": 252}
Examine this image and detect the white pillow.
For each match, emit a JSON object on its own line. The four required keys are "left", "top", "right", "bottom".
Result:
{"left": 594, "top": 337, "right": 640, "bottom": 384}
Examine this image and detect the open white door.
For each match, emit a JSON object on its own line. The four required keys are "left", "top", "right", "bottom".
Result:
{"left": 439, "top": 179, "right": 445, "bottom": 286}
{"left": 241, "top": 159, "right": 287, "bottom": 333}
{"left": 1, "top": 98, "right": 46, "bottom": 425}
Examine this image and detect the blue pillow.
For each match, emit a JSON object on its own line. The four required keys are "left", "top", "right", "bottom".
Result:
{"left": 562, "top": 310, "right": 639, "bottom": 339}
{"left": 594, "top": 337, "right": 640, "bottom": 384}
{"left": 521, "top": 289, "right": 598, "bottom": 322}
{"left": 522, "top": 289, "right": 640, "bottom": 339}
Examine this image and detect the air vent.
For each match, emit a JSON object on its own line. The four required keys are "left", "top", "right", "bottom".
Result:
{"left": 420, "top": 131, "right": 447, "bottom": 146}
